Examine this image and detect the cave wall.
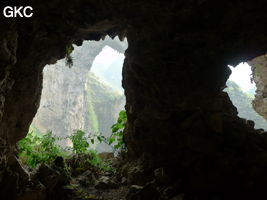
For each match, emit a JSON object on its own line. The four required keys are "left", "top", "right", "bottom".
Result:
{"left": 2, "top": 0, "right": 267, "bottom": 199}
{"left": 0, "top": 18, "right": 19, "bottom": 198}
{"left": 248, "top": 55, "right": 267, "bottom": 120}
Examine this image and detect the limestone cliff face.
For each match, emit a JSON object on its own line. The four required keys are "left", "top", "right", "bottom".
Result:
{"left": 248, "top": 55, "right": 267, "bottom": 120}
{"left": 31, "top": 60, "right": 89, "bottom": 138}
{"left": 31, "top": 38, "right": 127, "bottom": 149}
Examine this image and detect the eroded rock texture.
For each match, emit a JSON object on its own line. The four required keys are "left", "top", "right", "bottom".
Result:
{"left": 248, "top": 55, "right": 267, "bottom": 120}
{"left": 2, "top": 1, "right": 267, "bottom": 199}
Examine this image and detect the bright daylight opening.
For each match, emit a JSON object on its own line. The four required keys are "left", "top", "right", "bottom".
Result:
{"left": 224, "top": 62, "right": 267, "bottom": 130}
{"left": 17, "top": 36, "right": 128, "bottom": 168}
{"left": 91, "top": 46, "right": 125, "bottom": 94}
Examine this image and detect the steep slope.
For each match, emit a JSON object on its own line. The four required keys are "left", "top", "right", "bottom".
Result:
{"left": 86, "top": 72, "right": 125, "bottom": 152}
{"left": 103, "top": 58, "right": 125, "bottom": 92}
{"left": 91, "top": 52, "right": 125, "bottom": 93}
{"left": 225, "top": 80, "right": 267, "bottom": 130}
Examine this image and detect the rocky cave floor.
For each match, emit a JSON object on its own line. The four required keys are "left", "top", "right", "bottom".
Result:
{"left": 16, "top": 154, "right": 130, "bottom": 200}
{"left": 62, "top": 173, "right": 129, "bottom": 200}
{"left": 16, "top": 154, "right": 180, "bottom": 200}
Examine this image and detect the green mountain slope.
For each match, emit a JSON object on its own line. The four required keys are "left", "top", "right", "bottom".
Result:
{"left": 86, "top": 72, "right": 125, "bottom": 152}
{"left": 225, "top": 80, "right": 267, "bottom": 130}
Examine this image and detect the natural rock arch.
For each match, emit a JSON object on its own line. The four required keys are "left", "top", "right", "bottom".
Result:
{"left": 32, "top": 36, "right": 127, "bottom": 151}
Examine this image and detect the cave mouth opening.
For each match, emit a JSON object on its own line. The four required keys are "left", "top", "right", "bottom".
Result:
{"left": 17, "top": 36, "right": 128, "bottom": 169}
{"left": 224, "top": 61, "right": 267, "bottom": 131}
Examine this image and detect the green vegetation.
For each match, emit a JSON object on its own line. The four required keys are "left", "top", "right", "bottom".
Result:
{"left": 18, "top": 131, "right": 64, "bottom": 168}
{"left": 109, "top": 110, "right": 127, "bottom": 150}
{"left": 28, "top": 125, "right": 43, "bottom": 136}
{"left": 65, "top": 45, "right": 74, "bottom": 68}
{"left": 254, "top": 63, "right": 261, "bottom": 76}
{"left": 86, "top": 83, "right": 99, "bottom": 133}
{"left": 69, "top": 130, "right": 90, "bottom": 154}
{"left": 17, "top": 110, "right": 127, "bottom": 170}
{"left": 225, "top": 80, "right": 267, "bottom": 130}
{"left": 85, "top": 72, "right": 125, "bottom": 150}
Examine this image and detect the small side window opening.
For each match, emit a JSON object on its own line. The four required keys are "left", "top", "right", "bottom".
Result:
{"left": 224, "top": 62, "right": 267, "bottom": 130}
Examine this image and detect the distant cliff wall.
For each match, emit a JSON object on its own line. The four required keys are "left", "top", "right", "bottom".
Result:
{"left": 31, "top": 37, "right": 127, "bottom": 151}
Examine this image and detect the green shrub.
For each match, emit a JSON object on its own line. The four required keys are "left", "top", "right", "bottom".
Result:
{"left": 18, "top": 131, "right": 63, "bottom": 168}
{"left": 65, "top": 45, "right": 74, "bottom": 68}
{"left": 69, "top": 130, "right": 90, "bottom": 154}
{"left": 18, "top": 110, "right": 128, "bottom": 170}
{"left": 108, "top": 110, "right": 127, "bottom": 150}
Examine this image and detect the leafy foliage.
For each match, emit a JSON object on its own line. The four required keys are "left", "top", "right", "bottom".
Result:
{"left": 69, "top": 130, "right": 90, "bottom": 154}
{"left": 109, "top": 110, "right": 127, "bottom": 150}
{"left": 65, "top": 45, "right": 74, "bottom": 68}
{"left": 18, "top": 110, "right": 127, "bottom": 170}
{"left": 18, "top": 131, "right": 63, "bottom": 168}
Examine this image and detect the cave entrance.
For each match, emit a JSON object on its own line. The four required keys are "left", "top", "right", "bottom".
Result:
{"left": 17, "top": 36, "right": 128, "bottom": 168}
{"left": 224, "top": 62, "right": 267, "bottom": 130}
